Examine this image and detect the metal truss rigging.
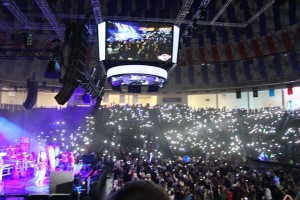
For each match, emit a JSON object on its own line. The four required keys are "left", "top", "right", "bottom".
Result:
{"left": 210, "top": 0, "right": 233, "bottom": 24}
{"left": 180, "top": 0, "right": 276, "bottom": 39}
{"left": 103, "top": 16, "right": 179, "bottom": 24}
{"left": 34, "top": 0, "right": 64, "bottom": 40}
{"left": 198, "top": 21, "right": 244, "bottom": 27}
{"left": 0, "top": 48, "right": 53, "bottom": 59}
{"left": 91, "top": 0, "right": 103, "bottom": 24}
{"left": 0, "top": 0, "right": 283, "bottom": 42}
{"left": 2, "top": 0, "right": 30, "bottom": 28}
{"left": 181, "top": 0, "right": 211, "bottom": 37}
{"left": 0, "top": 21, "right": 62, "bottom": 30}
{"left": 0, "top": 21, "right": 6, "bottom": 29}
{"left": 175, "top": 0, "right": 194, "bottom": 26}
{"left": 245, "top": 0, "right": 275, "bottom": 25}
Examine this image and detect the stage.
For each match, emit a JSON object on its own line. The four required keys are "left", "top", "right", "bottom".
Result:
{"left": 0, "top": 175, "right": 49, "bottom": 196}
{"left": 0, "top": 165, "right": 106, "bottom": 200}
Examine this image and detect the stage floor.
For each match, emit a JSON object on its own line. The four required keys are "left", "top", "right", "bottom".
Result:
{"left": 0, "top": 166, "right": 106, "bottom": 200}
{"left": 0, "top": 175, "right": 49, "bottom": 196}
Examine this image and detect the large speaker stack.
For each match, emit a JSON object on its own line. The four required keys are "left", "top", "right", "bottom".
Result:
{"left": 55, "top": 22, "right": 89, "bottom": 105}
{"left": 23, "top": 79, "right": 38, "bottom": 109}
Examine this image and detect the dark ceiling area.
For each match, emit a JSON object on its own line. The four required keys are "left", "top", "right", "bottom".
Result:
{"left": 0, "top": 0, "right": 299, "bottom": 93}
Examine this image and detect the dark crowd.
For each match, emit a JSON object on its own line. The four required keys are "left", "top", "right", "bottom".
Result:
{"left": 1, "top": 104, "right": 299, "bottom": 199}
{"left": 110, "top": 157, "right": 299, "bottom": 200}
{"left": 93, "top": 105, "right": 300, "bottom": 200}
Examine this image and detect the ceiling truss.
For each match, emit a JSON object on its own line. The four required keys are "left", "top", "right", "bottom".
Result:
{"left": 34, "top": 0, "right": 64, "bottom": 40}
{"left": 2, "top": 0, "right": 30, "bottom": 28}
{"left": 90, "top": 0, "right": 103, "bottom": 24}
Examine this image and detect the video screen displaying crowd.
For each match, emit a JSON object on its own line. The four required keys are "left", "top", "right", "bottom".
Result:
{"left": 106, "top": 21, "right": 172, "bottom": 62}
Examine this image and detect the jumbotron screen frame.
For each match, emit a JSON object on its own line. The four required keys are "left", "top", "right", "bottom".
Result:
{"left": 97, "top": 20, "right": 180, "bottom": 90}
{"left": 110, "top": 74, "right": 166, "bottom": 88}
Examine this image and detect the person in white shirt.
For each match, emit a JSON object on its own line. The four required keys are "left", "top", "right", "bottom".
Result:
{"left": 264, "top": 187, "right": 272, "bottom": 200}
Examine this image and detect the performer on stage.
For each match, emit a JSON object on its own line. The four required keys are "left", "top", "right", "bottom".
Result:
{"left": 68, "top": 152, "right": 75, "bottom": 171}
{"left": 61, "top": 151, "right": 69, "bottom": 170}
{"left": 12, "top": 150, "right": 27, "bottom": 179}
{"left": 35, "top": 151, "right": 47, "bottom": 186}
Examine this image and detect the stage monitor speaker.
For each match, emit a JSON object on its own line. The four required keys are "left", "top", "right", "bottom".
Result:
{"left": 50, "top": 171, "right": 74, "bottom": 194}
{"left": 44, "top": 61, "right": 61, "bottom": 79}
{"left": 23, "top": 80, "right": 38, "bottom": 109}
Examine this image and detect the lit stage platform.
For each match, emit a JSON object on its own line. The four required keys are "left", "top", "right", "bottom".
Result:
{"left": 0, "top": 165, "right": 107, "bottom": 200}
{"left": 0, "top": 176, "right": 49, "bottom": 197}
{"left": 0, "top": 165, "right": 87, "bottom": 198}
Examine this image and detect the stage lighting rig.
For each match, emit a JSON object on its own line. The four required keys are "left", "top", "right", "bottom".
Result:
{"left": 80, "top": 67, "right": 106, "bottom": 106}
{"left": 81, "top": 70, "right": 106, "bottom": 116}
{"left": 91, "top": 87, "right": 105, "bottom": 116}
{"left": 22, "top": 33, "right": 33, "bottom": 48}
{"left": 187, "top": 27, "right": 192, "bottom": 38}
{"left": 199, "top": 7, "right": 207, "bottom": 20}
{"left": 44, "top": 39, "right": 63, "bottom": 79}
{"left": 82, "top": 93, "right": 91, "bottom": 104}
{"left": 192, "top": 18, "right": 198, "bottom": 29}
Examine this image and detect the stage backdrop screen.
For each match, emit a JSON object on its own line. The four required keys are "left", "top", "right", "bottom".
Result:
{"left": 105, "top": 21, "right": 173, "bottom": 63}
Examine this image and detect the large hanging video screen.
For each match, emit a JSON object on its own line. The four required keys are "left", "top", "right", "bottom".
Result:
{"left": 97, "top": 21, "right": 179, "bottom": 91}
{"left": 105, "top": 21, "right": 173, "bottom": 62}
{"left": 110, "top": 74, "right": 166, "bottom": 87}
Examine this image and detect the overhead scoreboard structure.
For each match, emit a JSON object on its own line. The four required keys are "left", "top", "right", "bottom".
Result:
{"left": 98, "top": 20, "right": 180, "bottom": 93}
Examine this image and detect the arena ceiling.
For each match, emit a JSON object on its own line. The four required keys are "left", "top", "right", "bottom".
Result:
{"left": 0, "top": 0, "right": 299, "bottom": 93}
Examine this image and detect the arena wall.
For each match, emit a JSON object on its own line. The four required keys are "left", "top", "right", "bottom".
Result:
{"left": 0, "top": 87, "right": 299, "bottom": 110}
